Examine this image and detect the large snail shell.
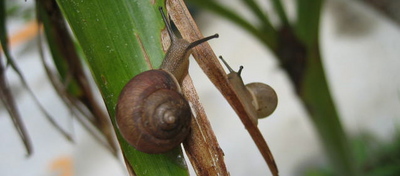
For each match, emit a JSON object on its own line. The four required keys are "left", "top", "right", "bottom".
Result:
{"left": 116, "top": 70, "right": 192, "bottom": 154}
{"left": 246, "top": 82, "right": 278, "bottom": 118}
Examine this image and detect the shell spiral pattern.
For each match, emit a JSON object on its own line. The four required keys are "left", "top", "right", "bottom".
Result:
{"left": 116, "top": 70, "right": 192, "bottom": 153}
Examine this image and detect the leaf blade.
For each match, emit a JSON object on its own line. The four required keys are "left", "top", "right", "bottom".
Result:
{"left": 55, "top": 0, "right": 189, "bottom": 175}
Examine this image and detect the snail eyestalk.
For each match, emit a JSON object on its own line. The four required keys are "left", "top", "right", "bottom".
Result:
{"left": 159, "top": 7, "right": 218, "bottom": 83}
{"left": 159, "top": 7, "right": 176, "bottom": 41}
{"left": 238, "top": 66, "right": 244, "bottom": 76}
{"left": 219, "top": 56, "right": 234, "bottom": 73}
{"left": 187, "top": 34, "right": 219, "bottom": 51}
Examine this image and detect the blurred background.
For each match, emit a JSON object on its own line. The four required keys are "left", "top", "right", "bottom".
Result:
{"left": 1, "top": 0, "right": 399, "bottom": 175}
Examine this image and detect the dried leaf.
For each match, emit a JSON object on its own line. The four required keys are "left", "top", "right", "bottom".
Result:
{"left": 0, "top": 55, "right": 32, "bottom": 156}
{"left": 167, "top": 0, "right": 278, "bottom": 175}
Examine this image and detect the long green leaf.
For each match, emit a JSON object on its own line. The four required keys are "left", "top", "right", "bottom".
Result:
{"left": 241, "top": 0, "right": 277, "bottom": 39}
{"left": 295, "top": 0, "right": 323, "bottom": 47}
{"left": 296, "top": 0, "right": 358, "bottom": 175}
{"left": 187, "top": 0, "right": 277, "bottom": 50}
{"left": 55, "top": 0, "right": 189, "bottom": 175}
{"left": 271, "top": 0, "right": 290, "bottom": 26}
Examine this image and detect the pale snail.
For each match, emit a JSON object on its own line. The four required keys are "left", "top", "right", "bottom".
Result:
{"left": 219, "top": 56, "right": 278, "bottom": 124}
{"left": 116, "top": 7, "right": 218, "bottom": 154}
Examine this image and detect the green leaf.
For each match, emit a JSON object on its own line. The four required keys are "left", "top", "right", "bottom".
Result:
{"left": 187, "top": 0, "right": 277, "bottom": 49}
{"left": 55, "top": 0, "right": 189, "bottom": 175}
{"left": 296, "top": 1, "right": 359, "bottom": 175}
{"left": 271, "top": 0, "right": 290, "bottom": 26}
{"left": 295, "top": 0, "right": 323, "bottom": 47}
{"left": 241, "top": 0, "right": 276, "bottom": 36}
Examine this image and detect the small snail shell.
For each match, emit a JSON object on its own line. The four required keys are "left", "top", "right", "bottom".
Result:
{"left": 219, "top": 56, "right": 278, "bottom": 124}
{"left": 246, "top": 83, "right": 278, "bottom": 118}
{"left": 116, "top": 7, "right": 218, "bottom": 153}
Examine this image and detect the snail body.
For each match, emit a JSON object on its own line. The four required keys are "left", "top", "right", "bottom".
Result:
{"left": 219, "top": 56, "right": 278, "bottom": 124}
{"left": 116, "top": 7, "right": 218, "bottom": 154}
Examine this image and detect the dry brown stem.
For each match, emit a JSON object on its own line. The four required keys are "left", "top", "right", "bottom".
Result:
{"left": 167, "top": 0, "right": 279, "bottom": 175}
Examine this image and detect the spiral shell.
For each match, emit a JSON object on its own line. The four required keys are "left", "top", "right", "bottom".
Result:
{"left": 246, "top": 82, "right": 278, "bottom": 118}
{"left": 116, "top": 70, "right": 192, "bottom": 153}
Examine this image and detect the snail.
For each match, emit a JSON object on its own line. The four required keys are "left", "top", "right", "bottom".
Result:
{"left": 219, "top": 56, "right": 278, "bottom": 125}
{"left": 116, "top": 7, "right": 218, "bottom": 154}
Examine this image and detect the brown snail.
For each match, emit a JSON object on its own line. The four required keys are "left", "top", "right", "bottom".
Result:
{"left": 219, "top": 56, "right": 278, "bottom": 124}
{"left": 116, "top": 7, "right": 218, "bottom": 154}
